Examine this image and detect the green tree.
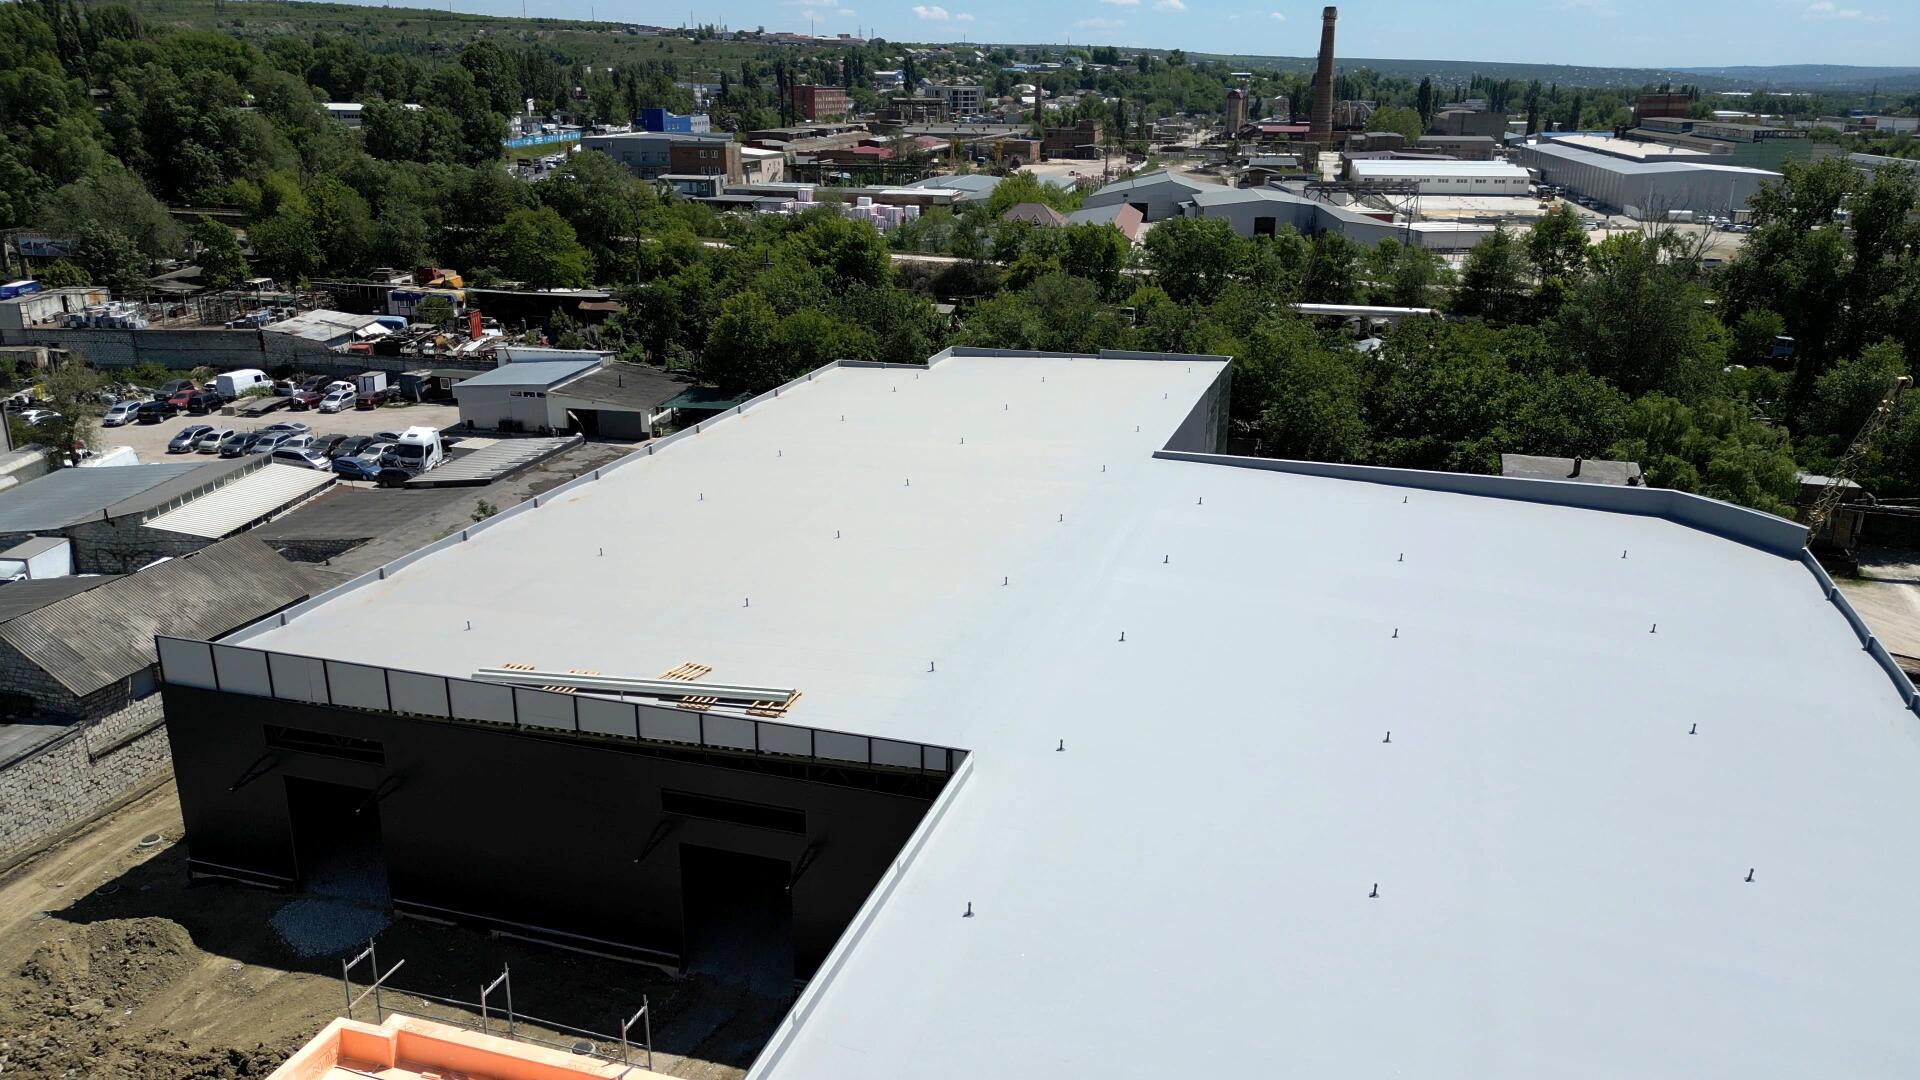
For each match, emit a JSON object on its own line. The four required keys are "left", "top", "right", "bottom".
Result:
{"left": 415, "top": 295, "right": 454, "bottom": 329}
{"left": 1608, "top": 394, "right": 1799, "bottom": 515}
{"left": 1366, "top": 105, "right": 1424, "bottom": 144}
{"left": 701, "top": 291, "right": 782, "bottom": 394}
{"left": 1300, "top": 231, "right": 1362, "bottom": 304}
{"left": 189, "top": 216, "right": 249, "bottom": 289}
{"left": 37, "top": 360, "right": 105, "bottom": 461}
{"left": 1729, "top": 308, "right": 1787, "bottom": 367}
{"left": 1453, "top": 226, "right": 1530, "bottom": 323}
{"left": 1552, "top": 232, "right": 1721, "bottom": 399}
{"left": 71, "top": 222, "right": 148, "bottom": 294}
{"left": 1144, "top": 216, "right": 1245, "bottom": 305}
{"left": 492, "top": 206, "right": 592, "bottom": 289}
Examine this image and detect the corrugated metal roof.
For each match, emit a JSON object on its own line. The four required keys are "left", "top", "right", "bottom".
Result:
{"left": 263, "top": 309, "right": 387, "bottom": 342}
{"left": 0, "top": 535, "right": 315, "bottom": 697}
{"left": 0, "top": 464, "right": 205, "bottom": 533}
{"left": 142, "top": 463, "right": 335, "bottom": 539}
{"left": 453, "top": 359, "right": 603, "bottom": 389}
{"left": 0, "top": 574, "right": 121, "bottom": 622}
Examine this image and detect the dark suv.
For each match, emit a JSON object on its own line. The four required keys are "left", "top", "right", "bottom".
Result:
{"left": 135, "top": 399, "right": 178, "bottom": 423}
{"left": 183, "top": 391, "right": 223, "bottom": 414}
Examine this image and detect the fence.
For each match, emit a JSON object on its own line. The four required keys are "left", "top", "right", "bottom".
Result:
{"left": 155, "top": 636, "right": 962, "bottom": 776}
{"left": 504, "top": 132, "right": 582, "bottom": 149}
{"left": 344, "top": 940, "right": 654, "bottom": 1071}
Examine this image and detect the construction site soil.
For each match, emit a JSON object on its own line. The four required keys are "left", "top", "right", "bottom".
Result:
{"left": 0, "top": 781, "right": 783, "bottom": 1080}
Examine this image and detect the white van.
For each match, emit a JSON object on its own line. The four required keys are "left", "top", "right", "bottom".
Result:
{"left": 215, "top": 368, "right": 269, "bottom": 400}
{"left": 386, "top": 426, "right": 445, "bottom": 474}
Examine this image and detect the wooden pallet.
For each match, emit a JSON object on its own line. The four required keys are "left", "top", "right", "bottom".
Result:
{"left": 498, "top": 661, "right": 600, "bottom": 694}
{"left": 659, "top": 662, "right": 713, "bottom": 682}
{"left": 745, "top": 691, "right": 802, "bottom": 718}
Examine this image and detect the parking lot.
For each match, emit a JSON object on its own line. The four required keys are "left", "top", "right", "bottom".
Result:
{"left": 94, "top": 399, "right": 462, "bottom": 463}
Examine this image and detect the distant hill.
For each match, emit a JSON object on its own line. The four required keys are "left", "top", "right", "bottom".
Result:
{"left": 1672, "top": 65, "right": 1920, "bottom": 91}
{"left": 1203, "top": 53, "right": 1920, "bottom": 93}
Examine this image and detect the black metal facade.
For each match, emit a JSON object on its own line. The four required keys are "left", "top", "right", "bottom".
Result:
{"left": 164, "top": 684, "right": 940, "bottom": 976}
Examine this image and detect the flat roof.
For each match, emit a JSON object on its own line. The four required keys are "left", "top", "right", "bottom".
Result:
{"left": 1521, "top": 139, "right": 1781, "bottom": 178}
{"left": 454, "top": 359, "right": 603, "bottom": 389}
{"left": 1554, "top": 134, "right": 1710, "bottom": 160}
{"left": 1349, "top": 160, "right": 1530, "bottom": 178}
{"left": 230, "top": 351, "right": 1920, "bottom": 1080}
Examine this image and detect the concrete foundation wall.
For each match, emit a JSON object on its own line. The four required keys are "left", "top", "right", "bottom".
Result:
{"left": 0, "top": 695, "right": 170, "bottom": 870}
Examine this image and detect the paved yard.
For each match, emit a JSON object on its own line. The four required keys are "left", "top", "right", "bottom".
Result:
{"left": 92, "top": 401, "right": 461, "bottom": 463}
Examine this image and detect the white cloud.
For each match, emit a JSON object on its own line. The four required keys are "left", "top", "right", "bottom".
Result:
{"left": 1076, "top": 15, "right": 1125, "bottom": 28}
{"left": 1803, "top": 0, "right": 1882, "bottom": 16}
{"left": 1155, "top": 0, "right": 1186, "bottom": 10}
{"left": 955, "top": 10, "right": 974, "bottom": 19}
{"left": 838, "top": 8, "right": 857, "bottom": 15}
{"left": 1102, "top": 0, "right": 1142, "bottom": 6}
{"left": 1268, "top": 9, "right": 1285, "bottom": 17}
{"left": 913, "top": 3, "right": 949, "bottom": 17}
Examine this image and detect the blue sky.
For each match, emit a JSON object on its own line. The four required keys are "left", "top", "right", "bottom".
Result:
{"left": 456, "top": 0, "right": 1915, "bottom": 67}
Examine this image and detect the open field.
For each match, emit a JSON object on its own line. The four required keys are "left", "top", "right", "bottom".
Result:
{"left": 0, "top": 782, "right": 785, "bottom": 1080}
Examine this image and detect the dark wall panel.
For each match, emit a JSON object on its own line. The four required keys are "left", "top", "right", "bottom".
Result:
{"left": 163, "top": 685, "right": 936, "bottom": 976}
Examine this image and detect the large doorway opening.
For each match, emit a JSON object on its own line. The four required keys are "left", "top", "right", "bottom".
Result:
{"left": 679, "top": 845, "right": 793, "bottom": 996}
{"left": 284, "top": 777, "right": 391, "bottom": 910}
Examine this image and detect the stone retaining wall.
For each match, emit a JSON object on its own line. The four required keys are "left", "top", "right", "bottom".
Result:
{"left": 0, "top": 695, "right": 170, "bottom": 871}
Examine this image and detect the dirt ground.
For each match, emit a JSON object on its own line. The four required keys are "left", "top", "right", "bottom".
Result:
{"left": 93, "top": 401, "right": 462, "bottom": 463}
{"left": 1838, "top": 547, "right": 1920, "bottom": 660}
{"left": 0, "top": 782, "right": 786, "bottom": 1080}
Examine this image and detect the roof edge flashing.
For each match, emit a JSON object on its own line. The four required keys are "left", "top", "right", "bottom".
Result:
{"left": 1152, "top": 451, "right": 1808, "bottom": 558}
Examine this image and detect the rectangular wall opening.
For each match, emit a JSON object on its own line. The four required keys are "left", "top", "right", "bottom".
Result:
{"left": 679, "top": 843, "right": 794, "bottom": 996}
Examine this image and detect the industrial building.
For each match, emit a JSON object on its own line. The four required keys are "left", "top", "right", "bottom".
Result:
{"left": 790, "top": 85, "right": 852, "bottom": 121}
{"left": 1347, "top": 159, "right": 1530, "bottom": 195}
{"left": 0, "top": 457, "right": 332, "bottom": 573}
{"left": 1080, "top": 169, "right": 1214, "bottom": 221}
{"left": 924, "top": 84, "right": 985, "bottom": 117}
{"left": 1516, "top": 139, "right": 1780, "bottom": 218}
{"left": 158, "top": 347, "right": 1920, "bottom": 1080}
{"left": 453, "top": 358, "right": 700, "bottom": 439}
{"left": 1182, "top": 184, "right": 1497, "bottom": 251}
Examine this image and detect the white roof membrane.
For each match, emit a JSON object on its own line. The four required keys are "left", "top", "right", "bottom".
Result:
{"left": 232, "top": 352, "right": 1920, "bottom": 1080}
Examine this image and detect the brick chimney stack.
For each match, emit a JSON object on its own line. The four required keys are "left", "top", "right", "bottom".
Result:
{"left": 1310, "top": 6, "right": 1337, "bottom": 145}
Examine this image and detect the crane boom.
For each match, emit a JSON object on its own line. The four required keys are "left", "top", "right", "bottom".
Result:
{"left": 1803, "top": 374, "right": 1911, "bottom": 540}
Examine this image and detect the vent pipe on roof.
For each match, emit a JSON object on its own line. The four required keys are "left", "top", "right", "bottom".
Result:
{"left": 1569, "top": 456, "right": 1583, "bottom": 478}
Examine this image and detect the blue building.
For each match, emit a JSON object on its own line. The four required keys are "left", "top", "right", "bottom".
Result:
{"left": 637, "top": 108, "right": 712, "bottom": 134}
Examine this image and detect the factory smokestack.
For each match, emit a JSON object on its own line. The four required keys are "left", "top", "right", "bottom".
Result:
{"left": 1310, "top": 5, "right": 1337, "bottom": 145}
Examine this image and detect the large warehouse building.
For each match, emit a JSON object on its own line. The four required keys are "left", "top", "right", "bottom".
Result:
{"left": 1516, "top": 138, "right": 1780, "bottom": 217}
{"left": 160, "top": 349, "right": 1920, "bottom": 1079}
{"left": 1347, "top": 158, "right": 1531, "bottom": 195}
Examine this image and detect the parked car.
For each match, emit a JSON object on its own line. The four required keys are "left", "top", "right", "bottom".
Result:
{"left": 374, "top": 466, "right": 414, "bottom": 488}
{"left": 328, "top": 435, "right": 374, "bottom": 460}
{"left": 332, "top": 455, "right": 385, "bottom": 481}
{"left": 168, "top": 425, "right": 214, "bottom": 453}
{"left": 195, "top": 427, "right": 237, "bottom": 453}
{"left": 318, "top": 389, "right": 356, "bottom": 413}
{"left": 262, "top": 420, "right": 311, "bottom": 436}
{"left": 354, "top": 388, "right": 392, "bottom": 410}
{"left": 248, "top": 432, "right": 292, "bottom": 454}
{"left": 155, "top": 379, "right": 195, "bottom": 398}
{"left": 135, "top": 400, "right": 177, "bottom": 423}
{"left": 372, "top": 430, "right": 402, "bottom": 443}
{"left": 183, "top": 391, "right": 224, "bottom": 414}
{"left": 269, "top": 446, "right": 332, "bottom": 470}
{"left": 102, "top": 400, "right": 141, "bottom": 427}
{"left": 165, "top": 387, "right": 198, "bottom": 409}
{"left": 16, "top": 408, "right": 60, "bottom": 427}
{"left": 289, "top": 388, "right": 323, "bottom": 410}
{"left": 311, "top": 433, "right": 350, "bottom": 458}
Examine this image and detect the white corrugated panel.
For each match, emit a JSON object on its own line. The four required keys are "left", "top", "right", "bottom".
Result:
{"left": 143, "top": 463, "right": 334, "bottom": 538}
